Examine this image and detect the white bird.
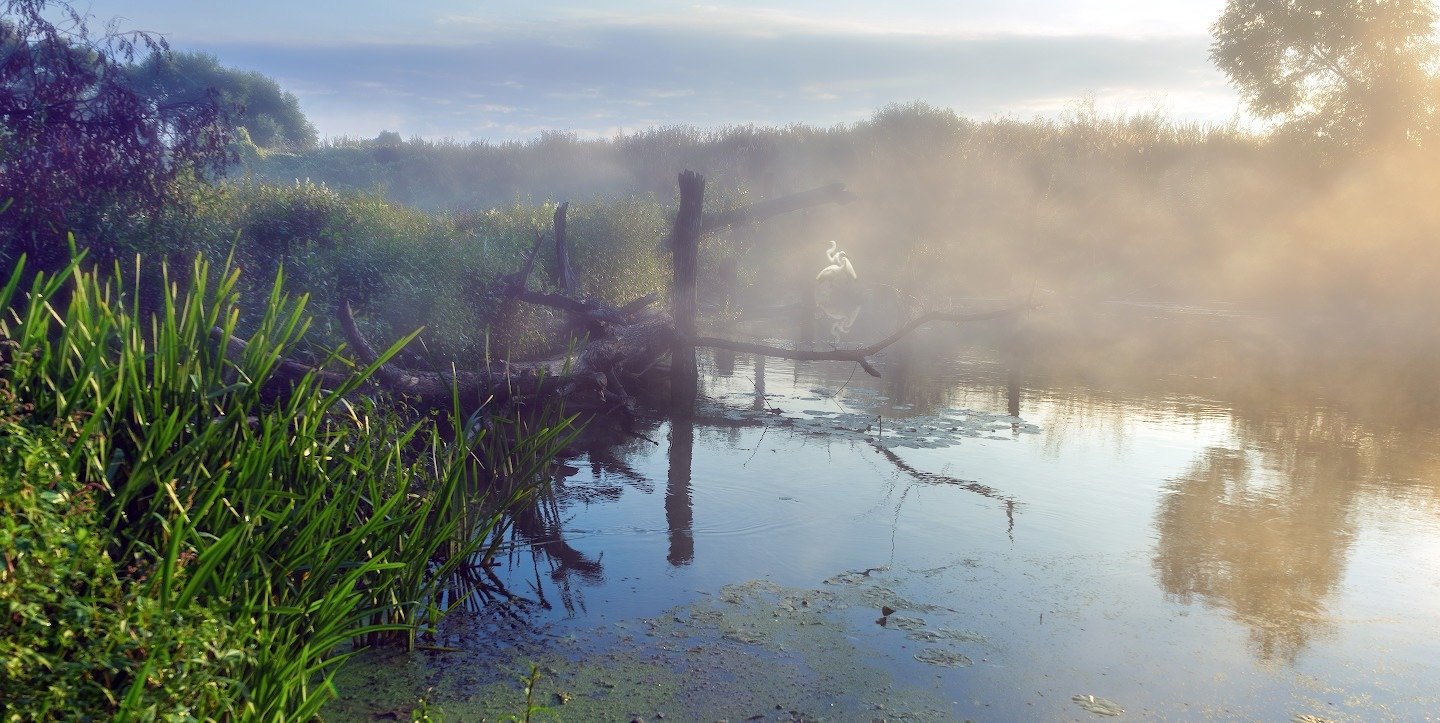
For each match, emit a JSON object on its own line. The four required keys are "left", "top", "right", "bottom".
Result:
{"left": 815, "top": 240, "right": 862, "bottom": 341}
{"left": 817, "top": 241, "right": 857, "bottom": 283}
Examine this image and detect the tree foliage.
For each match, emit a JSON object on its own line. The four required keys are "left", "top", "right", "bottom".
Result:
{"left": 1211, "top": 0, "right": 1440, "bottom": 149}
{"left": 128, "top": 51, "right": 318, "bottom": 152}
{"left": 0, "top": 0, "right": 233, "bottom": 268}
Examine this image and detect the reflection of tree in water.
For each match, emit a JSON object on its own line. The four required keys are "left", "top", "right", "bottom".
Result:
{"left": 883, "top": 335, "right": 962, "bottom": 414}
{"left": 500, "top": 413, "right": 667, "bottom": 615}
{"left": 508, "top": 488, "right": 605, "bottom": 615}
{"left": 557, "top": 413, "right": 661, "bottom": 502}
{"left": 666, "top": 415, "right": 695, "bottom": 566}
{"left": 1153, "top": 434, "right": 1356, "bottom": 663}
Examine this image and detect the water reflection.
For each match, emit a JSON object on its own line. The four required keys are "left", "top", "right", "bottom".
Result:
{"left": 752, "top": 354, "right": 767, "bottom": 410}
{"left": 1153, "top": 446, "right": 1348, "bottom": 662}
{"left": 666, "top": 413, "right": 696, "bottom": 566}
{"left": 337, "top": 310, "right": 1440, "bottom": 720}
{"left": 714, "top": 346, "right": 736, "bottom": 378}
{"left": 510, "top": 312, "right": 1440, "bottom": 673}
{"left": 869, "top": 441, "right": 1018, "bottom": 539}
{"left": 507, "top": 491, "right": 604, "bottom": 617}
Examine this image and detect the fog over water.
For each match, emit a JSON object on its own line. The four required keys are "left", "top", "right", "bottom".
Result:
{"left": 22, "top": 1, "right": 1434, "bottom": 718}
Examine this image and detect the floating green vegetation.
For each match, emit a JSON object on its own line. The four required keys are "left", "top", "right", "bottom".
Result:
{"left": 702, "top": 385, "right": 1041, "bottom": 449}
{"left": 326, "top": 568, "right": 1000, "bottom": 720}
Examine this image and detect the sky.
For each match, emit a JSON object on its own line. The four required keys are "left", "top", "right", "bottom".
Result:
{"left": 74, "top": 0, "right": 1241, "bottom": 142}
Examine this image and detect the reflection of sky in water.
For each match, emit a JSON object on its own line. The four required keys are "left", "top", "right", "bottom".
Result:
{"left": 453, "top": 331, "right": 1440, "bottom": 718}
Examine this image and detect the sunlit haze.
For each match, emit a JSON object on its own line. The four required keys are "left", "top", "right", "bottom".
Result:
{"left": 78, "top": 0, "right": 1237, "bottom": 141}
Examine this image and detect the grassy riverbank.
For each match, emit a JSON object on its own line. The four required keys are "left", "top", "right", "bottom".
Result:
{"left": 0, "top": 253, "right": 572, "bottom": 719}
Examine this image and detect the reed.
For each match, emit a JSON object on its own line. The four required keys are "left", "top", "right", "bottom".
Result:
{"left": 0, "top": 249, "right": 573, "bottom": 719}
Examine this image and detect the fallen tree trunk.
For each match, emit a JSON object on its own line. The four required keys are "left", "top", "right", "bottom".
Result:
{"left": 339, "top": 300, "right": 675, "bottom": 412}
{"left": 334, "top": 298, "right": 1030, "bottom": 413}
{"left": 230, "top": 173, "right": 1031, "bottom": 416}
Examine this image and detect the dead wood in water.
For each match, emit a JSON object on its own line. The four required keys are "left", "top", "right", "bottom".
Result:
{"left": 323, "top": 173, "right": 1029, "bottom": 415}
{"left": 338, "top": 299, "right": 674, "bottom": 412}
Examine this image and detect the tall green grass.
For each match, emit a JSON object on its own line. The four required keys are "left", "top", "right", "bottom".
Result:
{"left": 0, "top": 250, "right": 574, "bottom": 720}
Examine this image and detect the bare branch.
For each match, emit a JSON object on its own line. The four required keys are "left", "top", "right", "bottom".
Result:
{"left": 499, "top": 231, "right": 546, "bottom": 294}
{"left": 690, "top": 304, "right": 1033, "bottom": 378}
{"left": 700, "top": 182, "right": 854, "bottom": 236}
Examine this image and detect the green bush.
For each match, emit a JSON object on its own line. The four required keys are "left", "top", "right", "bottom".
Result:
{"left": 0, "top": 419, "right": 246, "bottom": 720}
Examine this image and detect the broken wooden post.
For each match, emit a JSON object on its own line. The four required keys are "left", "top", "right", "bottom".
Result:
{"left": 551, "top": 201, "right": 578, "bottom": 294}
{"left": 670, "top": 170, "right": 706, "bottom": 413}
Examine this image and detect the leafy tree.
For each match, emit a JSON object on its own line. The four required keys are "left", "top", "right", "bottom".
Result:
{"left": 129, "top": 51, "right": 318, "bottom": 153}
{"left": 0, "top": 0, "right": 233, "bottom": 269}
{"left": 1211, "top": 0, "right": 1440, "bottom": 149}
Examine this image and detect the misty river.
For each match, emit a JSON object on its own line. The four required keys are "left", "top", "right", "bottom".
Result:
{"left": 329, "top": 304, "right": 1440, "bottom": 721}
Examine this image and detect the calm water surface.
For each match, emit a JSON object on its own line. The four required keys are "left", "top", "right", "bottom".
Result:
{"left": 333, "top": 314, "right": 1440, "bottom": 720}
